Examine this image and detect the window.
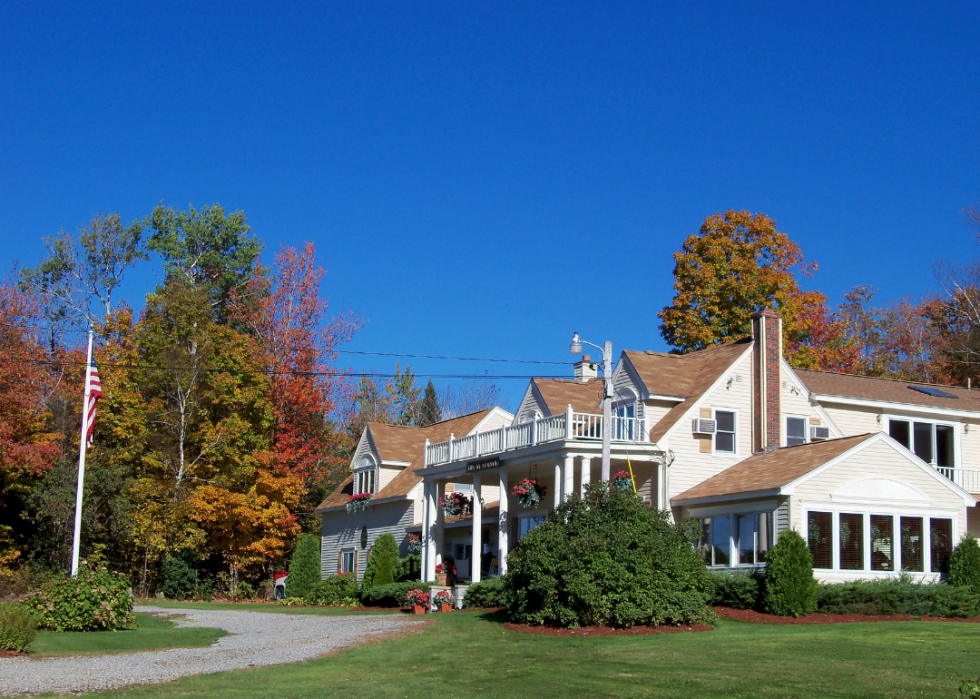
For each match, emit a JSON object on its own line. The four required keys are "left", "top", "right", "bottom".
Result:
{"left": 786, "top": 417, "right": 807, "bottom": 446}
{"left": 449, "top": 482, "right": 473, "bottom": 493}
{"left": 870, "top": 515, "right": 894, "bottom": 571}
{"left": 931, "top": 518, "right": 953, "bottom": 573}
{"left": 698, "top": 513, "right": 772, "bottom": 567}
{"left": 839, "top": 513, "right": 864, "bottom": 570}
{"left": 737, "top": 513, "right": 773, "bottom": 564}
{"left": 714, "top": 410, "right": 736, "bottom": 454}
{"left": 341, "top": 549, "right": 355, "bottom": 574}
{"left": 711, "top": 515, "right": 731, "bottom": 565}
{"left": 888, "top": 419, "right": 955, "bottom": 467}
{"left": 355, "top": 469, "right": 375, "bottom": 495}
{"left": 517, "top": 516, "right": 545, "bottom": 540}
{"left": 613, "top": 399, "right": 636, "bottom": 440}
{"left": 808, "top": 511, "right": 833, "bottom": 569}
{"left": 901, "top": 517, "right": 924, "bottom": 572}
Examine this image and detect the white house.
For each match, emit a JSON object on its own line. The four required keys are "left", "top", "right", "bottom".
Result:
{"left": 319, "top": 310, "right": 979, "bottom": 584}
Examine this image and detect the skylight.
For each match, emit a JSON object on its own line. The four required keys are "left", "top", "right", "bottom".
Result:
{"left": 909, "top": 385, "right": 958, "bottom": 399}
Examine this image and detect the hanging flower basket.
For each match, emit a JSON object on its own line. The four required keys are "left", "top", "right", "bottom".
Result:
{"left": 406, "top": 533, "right": 422, "bottom": 555}
{"left": 347, "top": 492, "right": 372, "bottom": 513}
{"left": 512, "top": 478, "right": 546, "bottom": 508}
{"left": 612, "top": 470, "right": 634, "bottom": 492}
{"left": 439, "top": 491, "right": 472, "bottom": 517}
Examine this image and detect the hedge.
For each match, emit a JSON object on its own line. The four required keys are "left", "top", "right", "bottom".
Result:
{"left": 463, "top": 576, "right": 507, "bottom": 608}
{"left": 360, "top": 581, "right": 431, "bottom": 607}
{"left": 26, "top": 566, "right": 135, "bottom": 631}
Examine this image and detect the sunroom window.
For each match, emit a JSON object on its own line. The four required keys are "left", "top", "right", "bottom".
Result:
{"left": 888, "top": 419, "right": 955, "bottom": 468}
{"left": 696, "top": 512, "right": 772, "bottom": 567}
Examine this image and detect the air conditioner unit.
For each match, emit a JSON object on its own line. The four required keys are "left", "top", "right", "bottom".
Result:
{"left": 810, "top": 425, "right": 831, "bottom": 441}
{"left": 692, "top": 418, "right": 716, "bottom": 435}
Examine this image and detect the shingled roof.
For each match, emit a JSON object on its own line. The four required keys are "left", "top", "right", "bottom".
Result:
{"left": 315, "top": 409, "right": 493, "bottom": 513}
{"left": 795, "top": 369, "right": 980, "bottom": 412}
{"left": 532, "top": 377, "right": 604, "bottom": 415}
{"left": 673, "top": 433, "right": 874, "bottom": 502}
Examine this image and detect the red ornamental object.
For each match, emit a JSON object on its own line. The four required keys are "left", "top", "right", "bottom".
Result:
{"left": 346, "top": 492, "right": 372, "bottom": 513}
{"left": 612, "top": 470, "right": 634, "bottom": 492}
{"left": 439, "top": 491, "right": 472, "bottom": 517}
{"left": 512, "top": 478, "right": 546, "bottom": 508}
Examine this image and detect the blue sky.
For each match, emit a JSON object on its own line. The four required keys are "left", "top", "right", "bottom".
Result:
{"left": 1, "top": 2, "right": 978, "bottom": 411}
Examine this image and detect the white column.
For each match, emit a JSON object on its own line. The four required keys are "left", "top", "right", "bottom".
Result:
{"left": 563, "top": 454, "right": 574, "bottom": 502}
{"left": 472, "top": 474, "right": 482, "bottom": 583}
{"left": 498, "top": 468, "right": 508, "bottom": 576}
{"left": 580, "top": 456, "right": 591, "bottom": 497}
{"left": 554, "top": 457, "right": 562, "bottom": 510}
{"left": 424, "top": 481, "right": 437, "bottom": 582}
{"left": 436, "top": 481, "right": 446, "bottom": 567}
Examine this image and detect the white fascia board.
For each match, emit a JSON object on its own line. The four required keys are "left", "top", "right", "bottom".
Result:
{"left": 780, "top": 359, "right": 844, "bottom": 438}
{"left": 660, "top": 344, "right": 754, "bottom": 443}
{"left": 647, "top": 394, "right": 687, "bottom": 402}
{"left": 672, "top": 488, "right": 784, "bottom": 507}
{"left": 781, "top": 432, "right": 978, "bottom": 506}
{"left": 811, "top": 394, "right": 980, "bottom": 420}
{"left": 380, "top": 460, "right": 413, "bottom": 468}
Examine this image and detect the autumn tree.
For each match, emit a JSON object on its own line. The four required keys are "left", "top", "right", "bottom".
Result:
{"left": 659, "top": 210, "right": 826, "bottom": 353}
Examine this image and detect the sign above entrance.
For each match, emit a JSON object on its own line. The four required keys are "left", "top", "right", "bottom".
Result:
{"left": 465, "top": 457, "right": 501, "bottom": 473}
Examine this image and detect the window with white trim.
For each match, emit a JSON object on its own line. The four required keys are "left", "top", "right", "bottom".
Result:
{"left": 696, "top": 512, "right": 772, "bottom": 567}
{"left": 354, "top": 469, "right": 375, "bottom": 495}
{"left": 888, "top": 418, "right": 955, "bottom": 468}
{"left": 786, "top": 416, "right": 808, "bottom": 446}
{"left": 341, "top": 549, "right": 355, "bottom": 574}
{"left": 714, "top": 410, "right": 736, "bottom": 454}
{"left": 517, "top": 516, "right": 546, "bottom": 540}
{"left": 613, "top": 395, "right": 637, "bottom": 440}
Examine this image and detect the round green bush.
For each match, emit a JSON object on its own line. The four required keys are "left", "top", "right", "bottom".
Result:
{"left": 158, "top": 557, "right": 197, "bottom": 600}
{"left": 949, "top": 533, "right": 980, "bottom": 595}
{"left": 505, "top": 483, "right": 714, "bottom": 629}
{"left": 285, "top": 533, "right": 321, "bottom": 599}
{"left": 763, "top": 529, "right": 817, "bottom": 617}
{"left": 0, "top": 602, "right": 36, "bottom": 653}
{"left": 306, "top": 573, "right": 359, "bottom": 606}
{"left": 463, "top": 576, "right": 508, "bottom": 608}
{"left": 709, "top": 570, "right": 760, "bottom": 610}
{"left": 361, "top": 533, "right": 400, "bottom": 590}
{"left": 26, "top": 565, "right": 135, "bottom": 631}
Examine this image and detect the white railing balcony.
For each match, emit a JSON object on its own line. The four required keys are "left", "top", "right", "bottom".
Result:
{"left": 424, "top": 409, "right": 649, "bottom": 467}
{"left": 935, "top": 466, "right": 980, "bottom": 493}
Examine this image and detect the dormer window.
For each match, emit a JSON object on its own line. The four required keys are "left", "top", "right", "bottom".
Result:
{"left": 355, "top": 468, "right": 376, "bottom": 495}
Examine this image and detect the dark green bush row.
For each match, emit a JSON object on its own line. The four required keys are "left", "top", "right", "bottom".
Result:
{"left": 0, "top": 602, "right": 35, "bottom": 653}
{"left": 360, "top": 581, "right": 431, "bottom": 607}
{"left": 815, "top": 576, "right": 980, "bottom": 617}
{"left": 463, "top": 576, "right": 507, "bottom": 608}
{"left": 26, "top": 566, "right": 135, "bottom": 631}
{"left": 306, "top": 573, "right": 359, "bottom": 606}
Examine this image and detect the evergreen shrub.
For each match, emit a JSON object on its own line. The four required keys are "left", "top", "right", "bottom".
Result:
{"left": 505, "top": 483, "right": 713, "bottom": 628}
{"left": 709, "top": 570, "right": 760, "bottom": 610}
{"left": 306, "top": 573, "right": 359, "bottom": 606}
{"left": 814, "top": 576, "right": 980, "bottom": 618}
{"left": 285, "top": 534, "right": 321, "bottom": 600}
{"left": 463, "top": 576, "right": 508, "bottom": 608}
{"left": 26, "top": 566, "right": 135, "bottom": 631}
{"left": 949, "top": 533, "right": 980, "bottom": 595}
{"left": 361, "top": 533, "right": 400, "bottom": 590}
{"left": 158, "top": 557, "right": 197, "bottom": 600}
{"left": 762, "top": 530, "right": 817, "bottom": 617}
{"left": 360, "top": 581, "right": 431, "bottom": 607}
{"left": 0, "top": 602, "right": 35, "bottom": 653}
{"left": 397, "top": 554, "right": 421, "bottom": 581}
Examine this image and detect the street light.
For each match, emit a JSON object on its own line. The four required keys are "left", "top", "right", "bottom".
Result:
{"left": 569, "top": 332, "right": 613, "bottom": 481}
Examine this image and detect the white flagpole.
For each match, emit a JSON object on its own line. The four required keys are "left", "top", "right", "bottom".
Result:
{"left": 70, "top": 328, "right": 94, "bottom": 577}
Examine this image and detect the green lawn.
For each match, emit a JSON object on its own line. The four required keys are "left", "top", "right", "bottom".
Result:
{"left": 139, "top": 599, "right": 399, "bottom": 616}
{"left": 31, "top": 612, "right": 226, "bottom": 657}
{"left": 79, "top": 608, "right": 980, "bottom": 699}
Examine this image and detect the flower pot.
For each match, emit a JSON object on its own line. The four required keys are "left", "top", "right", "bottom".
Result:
{"left": 412, "top": 604, "right": 426, "bottom": 615}
{"left": 436, "top": 573, "right": 448, "bottom": 585}
{"left": 439, "top": 603, "right": 452, "bottom": 613}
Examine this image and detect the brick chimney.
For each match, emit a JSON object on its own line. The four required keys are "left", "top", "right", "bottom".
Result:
{"left": 574, "top": 355, "right": 598, "bottom": 382}
{"left": 752, "top": 309, "right": 782, "bottom": 452}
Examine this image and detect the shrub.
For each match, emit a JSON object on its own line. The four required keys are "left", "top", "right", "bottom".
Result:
{"left": 709, "top": 570, "right": 760, "bottom": 610}
{"left": 962, "top": 677, "right": 980, "bottom": 698}
{"left": 949, "top": 533, "right": 980, "bottom": 595}
{"left": 158, "top": 557, "right": 197, "bottom": 600}
{"left": 278, "top": 597, "right": 305, "bottom": 606}
{"left": 763, "top": 530, "right": 817, "bottom": 617}
{"left": 0, "top": 567, "right": 30, "bottom": 598}
{"left": 505, "top": 483, "right": 713, "bottom": 628}
{"left": 929, "top": 583, "right": 980, "bottom": 618}
{"left": 0, "top": 602, "right": 35, "bottom": 653}
{"left": 360, "top": 581, "right": 431, "bottom": 608}
{"left": 814, "top": 576, "right": 980, "bottom": 618}
{"left": 361, "top": 534, "right": 400, "bottom": 590}
{"left": 306, "top": 573, "right": 359, "bottom": 606}
{"left": 26, "top": 566, "right": 135, "bottom": 631}
{"left": 397, "top": 554, "right": 421, "bottom": 581}
{"left": 463, "top": 576, "right": 508, "bottom": 608}
{"left": 285, "top": 534, "right": 321, "bottom": 600}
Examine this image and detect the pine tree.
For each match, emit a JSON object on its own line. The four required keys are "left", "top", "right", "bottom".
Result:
{"left": 285, "top": 533, "right": 321, "bottom": 599}
{"left": 417, "top": 380, "right": 442, "bottom": 427}
{"left": 949, "top": 533, "right": 980, "bottom": 595}
{"left": 360, "top": 533, "right": 401, "bottom": 590}
{"left": 762, "top": 529, "right": 817, "bottom": 617}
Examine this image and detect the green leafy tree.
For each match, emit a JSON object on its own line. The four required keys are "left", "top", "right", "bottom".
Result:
{"left": 949, "top": 533, "right": 980, "bottom": 595}
{"left": 285, "top": 533, "right": 321, "bottom": 599}
{"left": 361, "top": 533, "right": 400, "bottom": 590}
{"left": 417, "top": 380, "right": 442, "bottom": 427}
{"left": 763, "top": 530, "right": 817, "bottom": 617}
{"left": 658, "top": 210, "right": 825, "bottom": 353}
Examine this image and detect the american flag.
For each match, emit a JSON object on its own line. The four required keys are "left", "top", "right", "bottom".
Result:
{"left": 85, "top": 360, "right": 102, "bottom": 447}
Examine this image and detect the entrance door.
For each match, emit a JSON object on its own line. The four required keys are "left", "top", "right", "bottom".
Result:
{"left": 454, "top": 543, "right": 472, "bottom": 580}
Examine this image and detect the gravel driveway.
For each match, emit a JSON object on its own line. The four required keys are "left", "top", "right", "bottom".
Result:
{"left": 0, "top": 605, "right": 423, "bottom": 696}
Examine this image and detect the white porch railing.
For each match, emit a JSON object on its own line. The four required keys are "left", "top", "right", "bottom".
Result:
{"left": 936, "top": 466, "right": 980, "bottom": 493}
{"left": 424, "top": 409, "right": 649, "bottom": 467}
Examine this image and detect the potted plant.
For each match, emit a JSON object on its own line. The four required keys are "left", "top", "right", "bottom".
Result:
{"left": 612, "top": 470, "right": 634, "bottom": 493}
{"left": 433, "top": 589, "right": 455, "bottom": 612}
{"left": 439, "top": 492, "right": 472, "bottom": 517}
{"left": 406, "top": 533, "right": 422, "bottom": 555}
{"left": 512, "top": 478, "right": 546, "bottom": 508}
{"left": 435, "top": 560, "right": 456, "bottom": 586}
{"left": 346, "top": 492, "right": 372, "bottom": 513}
{"left": 406, "top": 589, "right": 430, "bottom": 614}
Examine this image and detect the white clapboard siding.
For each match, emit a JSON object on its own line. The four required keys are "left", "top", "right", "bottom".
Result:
{"left": 320, "top": 500, "right": 415, "bottom": 582}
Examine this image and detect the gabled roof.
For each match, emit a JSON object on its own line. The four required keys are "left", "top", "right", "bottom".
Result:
{"left": 623, "top": 339, "right": 753, "bottom": 442}
{"left": 531, "top": 377, "right": 604, "bottom": 415}
{"left": 315, "top": 409, "right": 493, "bottom": 513}
{"left": 672, "top": 433, "right": 875, "bottom": 501}
{"left": 796, "top": 369, "right": 980, "bottom": 412}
